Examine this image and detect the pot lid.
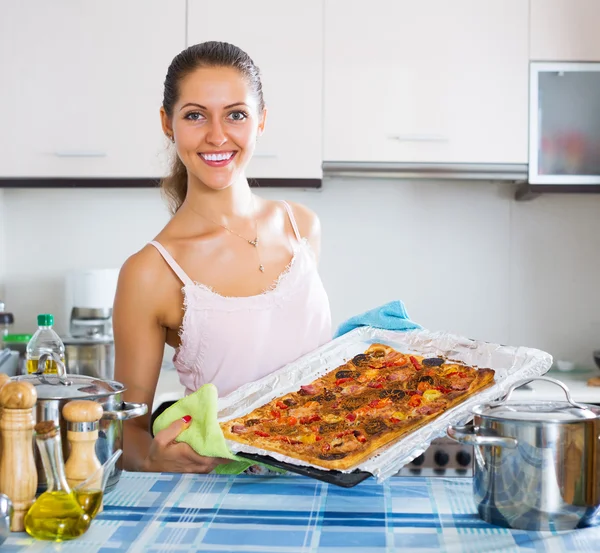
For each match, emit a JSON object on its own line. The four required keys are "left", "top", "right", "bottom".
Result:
{"left": 476, "top": 401, "right": 600, "bottom": 422}
{"left": 12, "top": 374, "right": 123, "bottom": 400}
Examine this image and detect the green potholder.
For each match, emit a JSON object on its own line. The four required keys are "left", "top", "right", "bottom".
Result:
{"left": 152, "top": 383, "right": 252, "bottom": 474}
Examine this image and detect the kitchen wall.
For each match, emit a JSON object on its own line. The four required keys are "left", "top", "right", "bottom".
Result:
{"left": 0, "top": 189, "right": 6, "bottom": 300}
{"left": 2, "top": 180, "right": 600, "bottom": 368}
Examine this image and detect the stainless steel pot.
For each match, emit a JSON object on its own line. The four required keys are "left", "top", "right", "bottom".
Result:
{"left": 12, "top": 353, "right": 146, "bottom": 493}
{"left": 63, "top": 335, "right": 115, "bottom": 381}
{"left": 448, "top": 376, "right": 600, "bottom": 530}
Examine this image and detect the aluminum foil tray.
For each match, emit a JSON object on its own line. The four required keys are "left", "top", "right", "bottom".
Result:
{"left": 217, "top": 327, "right": 553, "bottom": 483}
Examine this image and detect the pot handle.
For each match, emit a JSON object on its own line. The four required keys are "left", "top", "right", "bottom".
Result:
{"left": 447, "top": 424, "right": 518, "bottom": 448}
{"left": 491, "top": 376, "right": 589, "bottom": 411}
{"left": 102, "top": 402, "right": 148, "bottom": 421}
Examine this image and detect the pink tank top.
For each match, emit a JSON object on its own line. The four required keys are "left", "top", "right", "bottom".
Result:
{"left": 149, "top": 201, "right": 332, "bottom": 398}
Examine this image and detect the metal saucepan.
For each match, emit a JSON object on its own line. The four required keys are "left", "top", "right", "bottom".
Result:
{"left": 12, "top": 353, "right": 147, "bottom": 493}
{"left": 448, "top": 376, "right": 600, "bottom": 531}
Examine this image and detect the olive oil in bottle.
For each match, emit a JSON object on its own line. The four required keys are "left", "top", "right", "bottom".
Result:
{"left": 25, "top": 314, "right": 65, "bottom": 374}
{"left": 74, "top": 489, "right": 103, "bottom": 519}
{"left": 24, "top": 421, "right": 90, "bottom": 541}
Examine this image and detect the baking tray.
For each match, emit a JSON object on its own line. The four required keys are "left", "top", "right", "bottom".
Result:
{"left": 236, "top": 451, "right": 373, "bottom": 488}
{"left": 218, "top": 327, "right": 553, "bottom": 483}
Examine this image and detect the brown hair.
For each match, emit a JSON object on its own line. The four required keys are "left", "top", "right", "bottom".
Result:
{"left": 160, "top": 41, "right": 265, "bottom": 214}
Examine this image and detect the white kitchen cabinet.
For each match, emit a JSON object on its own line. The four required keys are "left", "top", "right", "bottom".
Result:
{"left": 187, "top": 0, "right": 323, "bottom": 180}
{"left": 530, "top": 0, "right": 600, "bottom": 62}
{"left": 0, "top": 1, "right": 185, "bottom": 178}
{"left": 323, "top": 0, "right": 529, "bottom": 164}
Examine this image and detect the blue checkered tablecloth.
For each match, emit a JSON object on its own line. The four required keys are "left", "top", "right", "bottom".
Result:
{"left": 3, "top": 472, "right": 599, "bottom": 552}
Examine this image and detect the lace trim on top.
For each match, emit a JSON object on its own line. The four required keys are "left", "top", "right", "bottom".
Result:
{"left": 174, "top": 238, "right": 315, "bottom": 379}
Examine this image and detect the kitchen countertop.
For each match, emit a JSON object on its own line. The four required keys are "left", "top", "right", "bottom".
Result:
{"left": 3, "top": 472, "right": 599, "bottom": 552}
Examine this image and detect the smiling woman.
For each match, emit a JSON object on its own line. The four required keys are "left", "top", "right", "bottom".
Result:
{"left": 112, "top": 42, "right": 332, "bottom": 475}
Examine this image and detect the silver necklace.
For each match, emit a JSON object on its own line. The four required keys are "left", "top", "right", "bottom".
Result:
{"left": 188, "top": 196, "right": 264, "bottom": 272}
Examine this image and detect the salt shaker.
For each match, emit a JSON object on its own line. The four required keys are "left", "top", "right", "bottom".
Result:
{"left": 0, "top": 380, "right": 38, "bottom": 532}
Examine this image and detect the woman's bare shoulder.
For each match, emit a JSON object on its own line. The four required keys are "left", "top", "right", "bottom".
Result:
{"left": 118, "top": 243, "right": 173, "bottom": 292}
{"left": 284, "top": 201, "right": 321, "bottom": 241}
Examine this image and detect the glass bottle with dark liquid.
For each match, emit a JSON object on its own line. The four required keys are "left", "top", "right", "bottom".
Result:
{"left": 24, "top": 421, "right": 90, "bottom": 541}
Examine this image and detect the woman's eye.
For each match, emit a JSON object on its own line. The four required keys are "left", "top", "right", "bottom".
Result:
{"left": 228, "top": 111, "right": 248, "bottom": 122}
{"left": 184, "top": 112, "right": 204, "bottom": 121}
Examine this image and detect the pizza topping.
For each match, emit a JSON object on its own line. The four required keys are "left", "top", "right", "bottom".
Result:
{"left": 323, "top": 388, "right": 337, "bottom": 401}
{"left": 417, "top": 402, "right": 446, "bottom": 416}
{"left": 367, "top": 381, "right": 384, "bottom": 389}
{"left": 417, "top": 381, "right": 433, "bottom": 392}
{"left": 387, "top": 368, "right": 413, "bottom": 382}
{"left": 369, "top": 348, "right": 386, "bottom": 358}
{"left": 409, "top": 356, "right": 421, "bottom": 370}
{"left": 244, "top": 418, "right": 261, "bottom": 427}
{"left": 450, "top": 379, "right": 471, "bottom": 391}
{"left": 231, "top": 424, "right": 247, "bottom": 434}
{"left": 389, "top": 411, "right": 407, "bottom": 423}
{"left": 299, "top": 384, "right": 318, "bottom": 395}
{"left": 338, "top": 384, "right": 359, "bottom": 397}
{"left": 277, "top": 435, "right": 301, "bottom": 445}
{"left": 446, "top": 371, "right": 468, "bottom": 379}
{"left": 275, "top": 401, "right": 289, "bottom": 410}
{"left": 283, "top": 398, "right": 297, "bottom": 407}
{"left": 383, "top": 352, "right": 408, "bottom": 367}
{"left": 422, "top": 389, "right": 443, "bottom": 402}
{"left": 299, "top": 414, "right": 321, "bottom": 424}
{"left": 335, "top": 369, "right": 360, "bottom": 379}
{"left": 379, "top": 388, "right": 406, "bottom": 401}
{"left": 353, "top": 430, "right": 367, "bottom": 443}
{"left": 422, "top": 357, "right": 445, "bottom": 367}
{"left": 408, "top": 395, "right": 422, "bottom": 408}
{"left": 335, "top": 377, "right": 354, "bottom": 386}
{"left": 286, "top": 416, "right": 298, "bottom": 425}
{"left": 254, "top": 430, "right": 270, "bottom": 438}
{"left": 364, "top": 418, "right": 388, "bottom": 435}
{"left": 346, "top": 412, "right": 357, "bottom": 422}
{"left": 270, "top": 409, "right": 282, "bottom": 419}
{"left": 418, "top": 375, "right": 434, "bottom": 384}
{"left": 352, "top": 354, "right": 370, "bottom": 367}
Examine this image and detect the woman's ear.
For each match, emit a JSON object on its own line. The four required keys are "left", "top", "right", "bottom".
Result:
{"left": 160, "top": 107, "right": 174, "bottom": 141}
{"left": 257, "top": 107, "right": 267, "bottom": 137}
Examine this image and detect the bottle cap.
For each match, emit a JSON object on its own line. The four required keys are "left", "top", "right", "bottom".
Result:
{"left": 2, "top": 334, "right": 33, "bottom": 343}
{"left": 37, "top": 314, "right": 54, "bottom": 327}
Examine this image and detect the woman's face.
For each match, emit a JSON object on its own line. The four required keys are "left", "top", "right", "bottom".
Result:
{"left": 162, "top": 66, "right": 265, "bottom": 191}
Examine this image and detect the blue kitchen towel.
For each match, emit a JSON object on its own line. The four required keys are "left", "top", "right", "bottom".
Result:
{"left": 334, "top": 300, "right": 422, "bottom": 338}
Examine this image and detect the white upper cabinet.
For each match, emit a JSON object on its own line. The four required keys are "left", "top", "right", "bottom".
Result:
{"left": 0, "top": 1, "right": 185, "bottom": 178}
{"left": 530, "top": 0, "right": 600, "bottom": 61}
{"left": 187, "top": 1, "right": 323, "bottom": 180}
{"left": 324, "top": 0, "right": 529, "bottom": 164}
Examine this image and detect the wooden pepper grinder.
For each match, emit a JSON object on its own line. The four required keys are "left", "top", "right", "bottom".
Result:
{"left": 0, "top": 380, "right": 38, "bottom": 532}
{"left": 0, "top": 373, "right": 11, "bottom": 461}
{"left": 63, "top": 400, "right": 103, "bottom": 491}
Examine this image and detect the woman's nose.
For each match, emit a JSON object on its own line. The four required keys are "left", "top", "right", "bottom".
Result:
{"left": 206, "top": 120, "right": 227, "bottom": 147}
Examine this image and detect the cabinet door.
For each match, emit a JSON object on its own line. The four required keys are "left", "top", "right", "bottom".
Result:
{"left": 187, "top": 1, "right": 323, "bottom": 179}
{"left": 531, "top": 0, "right": 600, "bottom": 61}
{"left": 0, "top": 1, "right": 185, "bottom": 178}
{"left": 324, "top": 0, "right": 528, "bottom": 164}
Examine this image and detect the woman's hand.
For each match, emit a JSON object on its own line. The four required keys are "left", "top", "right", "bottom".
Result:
{"left": 142, "top": 416, "right": 231, "bottom": 473}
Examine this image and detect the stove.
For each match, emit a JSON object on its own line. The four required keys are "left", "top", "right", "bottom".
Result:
{"left": 394, "top": 436, "right": 474, "bottom": 477}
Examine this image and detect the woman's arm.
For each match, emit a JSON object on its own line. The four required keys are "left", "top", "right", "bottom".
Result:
{"left": 113, "top": 247, "right": 227, "bottom": 473}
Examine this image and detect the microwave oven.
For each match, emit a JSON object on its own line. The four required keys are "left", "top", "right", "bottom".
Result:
{"left": 529, "top": 61, "right": 600, "bottom": 185}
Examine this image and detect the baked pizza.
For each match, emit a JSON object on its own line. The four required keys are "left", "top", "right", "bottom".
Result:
{"left": 220, "top": 343, "right": 495, "bottom": 470}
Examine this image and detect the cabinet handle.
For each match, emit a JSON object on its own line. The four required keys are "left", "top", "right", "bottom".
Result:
{"left": 54, "top": 150, "right": 107, "bottom": 158}
{"left": 388, "top": 134, "right": 448, "bottom": 143}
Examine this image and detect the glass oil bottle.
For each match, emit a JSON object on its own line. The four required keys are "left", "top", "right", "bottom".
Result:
{"left": 24, "top": 421, "right": 90, "bottom": 541}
